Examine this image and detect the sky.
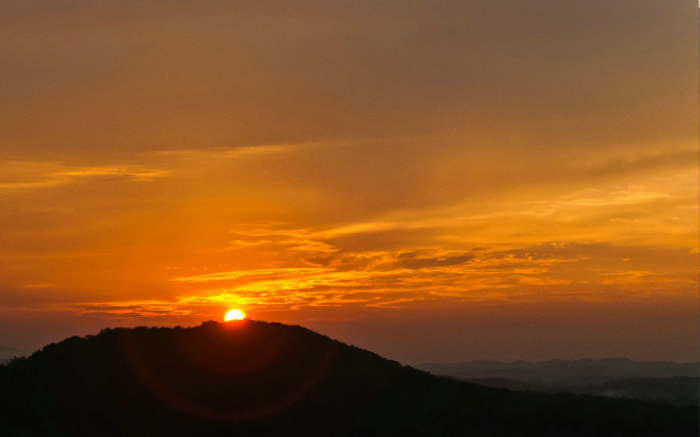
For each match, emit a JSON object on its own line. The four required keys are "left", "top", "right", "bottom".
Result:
{"left": 0, "top": 0, "right": 698, "bottom": 364}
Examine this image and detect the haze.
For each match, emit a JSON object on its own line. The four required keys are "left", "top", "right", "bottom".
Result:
{"left": 0, "top": 0, "right": 697, "bottom": 364}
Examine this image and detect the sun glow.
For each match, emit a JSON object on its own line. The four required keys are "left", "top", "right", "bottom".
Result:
{"left": 224, "top": 309, "right": 246, "bottom": 321}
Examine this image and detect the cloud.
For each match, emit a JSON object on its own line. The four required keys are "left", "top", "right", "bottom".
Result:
{"left": 173, "top": 268, "right": 330, "bottom": 283}
{"left": 395, "top": 250, "right": 473, "bottom": 269}
{"left": 76, "top": 301, "right": 194, "bottom": 317}
{"left": 0, "top": 161, "right": 169, "bottom": 190}
{"left": 145, "top": 145, "right": 297, "bottom": 162}
{"left": 155, "top": 242, "right": 698, "bottom": 314}
{"left": 30, "top": 240, "right": 693, "bottom": 321}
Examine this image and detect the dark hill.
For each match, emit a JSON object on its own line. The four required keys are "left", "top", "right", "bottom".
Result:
{"left": 0, "top": 320, "right": 697, "bottom": 437}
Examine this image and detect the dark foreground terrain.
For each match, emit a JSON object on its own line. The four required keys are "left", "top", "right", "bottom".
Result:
{"left": 0, "top": 321, "right": 697, "bottom": 437}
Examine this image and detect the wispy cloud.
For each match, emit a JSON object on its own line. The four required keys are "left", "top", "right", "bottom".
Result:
{"left": 174, "top": 267, "right": 330, "bottom": 283}
{"left": 55, "top": 240, "right": 697, "bottom": 319}
{"left": 0, "top": 161, "right": 169, "bottom": 190}
{"left": 76, "top": 301, "right": 195, "bottom": 317}
{"left": 159, "top": 242, "right": 697, "bottom": 313}
{"left": 146, "top": 145, "right": 298, "bottom": 161}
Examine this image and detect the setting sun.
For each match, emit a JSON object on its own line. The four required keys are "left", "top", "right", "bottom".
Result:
{"left": 224, "top": 309, "right": 246, "bottom": 321}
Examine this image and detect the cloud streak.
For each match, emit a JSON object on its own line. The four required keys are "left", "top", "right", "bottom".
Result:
{"left": 0, "top": 161, "right": 169, "bottom": 190}
{"left": 152, "top": 242, "right": 698, "bottom": 314}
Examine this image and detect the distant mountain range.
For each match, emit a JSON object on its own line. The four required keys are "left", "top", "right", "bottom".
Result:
{"left": 417, "top": 359, "right": 699, "bottom": 406}
{"left": 417, "top": 359, "right": 699, "bottom": 385}
{"left": 0, "top": 321, "right": 697, "bottom": 436}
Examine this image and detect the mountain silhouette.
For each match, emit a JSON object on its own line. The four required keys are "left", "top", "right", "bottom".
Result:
{"left": 418, "top": 359, "right": 699, "bottom": 385}
{"left": 0, "top": 320, "right": 697, "bottom": 436}
{"left": 418, "top": 359, "right": 700, "bottom": 406}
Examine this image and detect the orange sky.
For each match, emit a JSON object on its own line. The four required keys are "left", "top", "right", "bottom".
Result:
{"left": 0, "top": 0, "right": 698, "bottom": 363}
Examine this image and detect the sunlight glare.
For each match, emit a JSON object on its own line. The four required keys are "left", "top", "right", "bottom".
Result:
{"left": 224, "top": 309, "right": 246, "bottom": 321}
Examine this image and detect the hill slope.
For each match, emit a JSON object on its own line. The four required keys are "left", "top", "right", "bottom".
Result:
{"left": 0, "top": 320, "right": 697, "bottom": 437}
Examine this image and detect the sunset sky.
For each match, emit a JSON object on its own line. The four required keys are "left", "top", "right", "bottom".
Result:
{"left": 1, "top": 0, "right": 698, "bottom": 364}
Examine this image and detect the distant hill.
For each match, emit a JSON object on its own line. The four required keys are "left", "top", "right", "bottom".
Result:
{"left": 417, "top": 359, "right": 699, "bottom": 407}
{"left": 417, "top": 359, "right": 699, "bottom": 385}
{"left": 463, "top": 377, "right": 699, "bottom": 407}
{"left": 1, "top": 321, "right": 697, "bottom": 437}
{"left": 0, "top": 345, "right": 24, "bottom": 363}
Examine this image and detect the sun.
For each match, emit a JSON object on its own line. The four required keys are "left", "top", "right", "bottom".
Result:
{"left": 224, "top": 309, "right": 246, "bottom": 321}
